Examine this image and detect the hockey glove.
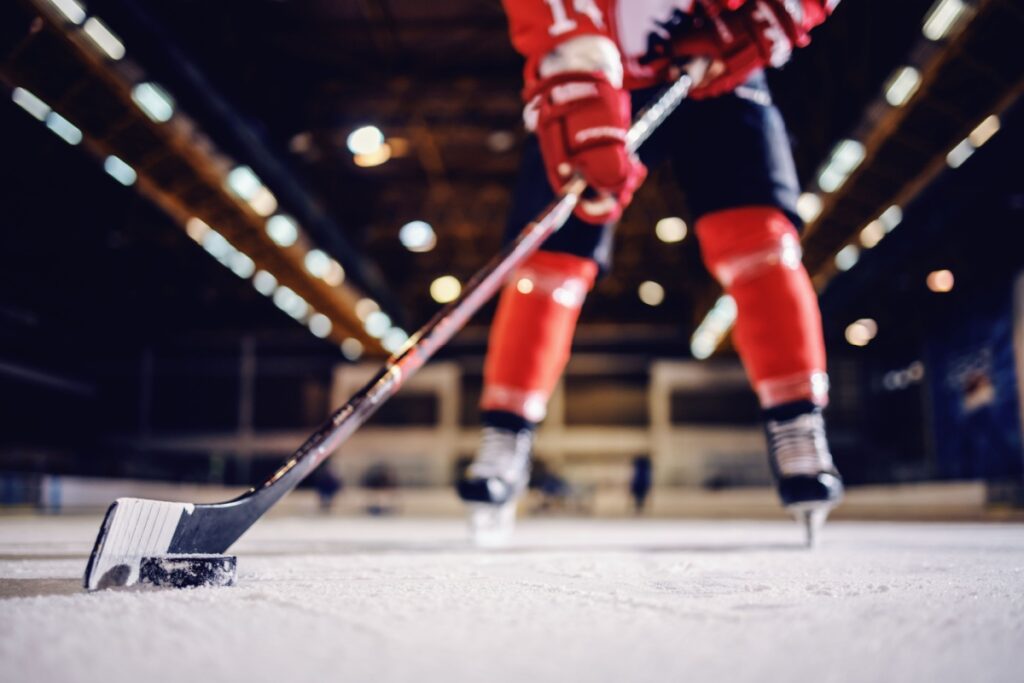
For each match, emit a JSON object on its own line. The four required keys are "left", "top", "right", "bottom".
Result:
{"left": 671, "top": 0, "right": 837, "bottom": 99}
{"left": 525, "top": 71, "right": 646, "bottom": 224}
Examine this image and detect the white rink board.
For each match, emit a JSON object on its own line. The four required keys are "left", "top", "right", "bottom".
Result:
{"left": 1, "top": 516, "right": 1022, "bottom": 683}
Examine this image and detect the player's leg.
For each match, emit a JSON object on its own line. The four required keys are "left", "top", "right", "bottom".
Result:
{"left": 456, "top": 136, "right": 612, "bottom": 541}
{"left": 672, "top": 71, "right": 843, "bottom": 542}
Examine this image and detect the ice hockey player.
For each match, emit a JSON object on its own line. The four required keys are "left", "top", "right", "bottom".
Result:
{"left": 457, "top": 0, "right": 844, "bottom": 545}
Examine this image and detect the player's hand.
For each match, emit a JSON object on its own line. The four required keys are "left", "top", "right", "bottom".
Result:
{"left": 672, "top": 0, "right": 816, "bottom": 99}
{"left": 526, "top": 71, "right": 646, "bottom": 224}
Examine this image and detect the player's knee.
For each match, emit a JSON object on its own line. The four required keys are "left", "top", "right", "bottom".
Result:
{"left": 695, "top": 207, "right": 803, "bottom": 288}
{"left": 512, "top": 251, "right": 599, "bottom": 308}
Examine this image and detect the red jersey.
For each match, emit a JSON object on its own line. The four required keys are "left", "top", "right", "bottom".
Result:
{"left": 502, "top": 0, "right": 833, "bottom": 90}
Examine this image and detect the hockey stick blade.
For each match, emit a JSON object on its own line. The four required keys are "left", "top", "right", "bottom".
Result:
{"left": 83, "top": 70, "right": 698, "bottom": 591}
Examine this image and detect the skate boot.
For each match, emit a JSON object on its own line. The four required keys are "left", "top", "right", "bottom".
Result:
{"left": 457, "top": 426, "right": 533, "bottom": 546}
{"left": 763, "top": 401, "right": 844, "bottom": 548}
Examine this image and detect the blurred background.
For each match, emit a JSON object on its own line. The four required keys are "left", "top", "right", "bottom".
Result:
{"left": 1, "top": 0, "right": 1022, "bottom": 520}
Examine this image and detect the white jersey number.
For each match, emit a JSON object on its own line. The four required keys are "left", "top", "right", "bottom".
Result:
{"left": 544, "top": 0, "right": 605, "bottom": 36}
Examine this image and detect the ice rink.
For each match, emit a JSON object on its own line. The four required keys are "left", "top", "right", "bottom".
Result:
{"left": 1, "top": 515, "right": 1022, "bottom": 683}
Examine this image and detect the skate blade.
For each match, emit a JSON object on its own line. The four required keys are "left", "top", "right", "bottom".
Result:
{"left": 468, "top": 502, "right": 518, "bottom": 548}
{"left": 787, "top": 502, "right": 834, "bottom": 549}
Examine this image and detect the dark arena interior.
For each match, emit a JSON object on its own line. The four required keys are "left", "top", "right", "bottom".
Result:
{"left": 1, "top": 1, "right": 1023, "bottom": 681}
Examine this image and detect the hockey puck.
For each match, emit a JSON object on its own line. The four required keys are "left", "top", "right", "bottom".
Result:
{"left": 138, "top": 555, "right": 237, "bottom": 589}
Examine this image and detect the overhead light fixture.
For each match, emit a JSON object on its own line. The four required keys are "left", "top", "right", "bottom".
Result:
{"left": 922, "top": 0, "right": 970, "bottom": 41}
{"left": 364, "top": 311, "right": 392, "bottom": 338}
{"left": 353, "top": 143, "right": 392, "bottom": 168}
{"left": 346, "top": 126, "right": 385, "bottom": 156}
{"left": 968, "top": 115, "right": 1000, "bottom": 148}
{"left": 879, "top": 205, "right": 903, "bottom": 232}
{"left": 272, "top": 286, "right": 309, "bottom": 320}
{"left": 845, "top": 318, "right": 878, "bottom": 347}
{"left": 516, "top": 277, "right": 534, "bottom": 295}
{"left": 186, "top": 217, "right": 211, "bottom": 242}
{"left": 131, "top": 82, "right": 175, "bottom": 123}
{"left": 946, "top": 139, "right": 975, "bottom": 168}
{"left": 44, "top": 111, "right": 82, "bottom": 145}
{"left": 265, "top": 214, "right": 299, "bottom": 247}
{"left": 11, "top": 88, "right": 50, "bottom": 121}
{"left": 884, "top": 66, "right": 921, "bottom": 107}
{"left": 860, "top": 220, "right": 886, "bottom": 249}
{"left": 304, "top": 249, "right": 331, "bottom": 278}
{"left": 341, "top": 338, "right": 364, "bottom": 361}
{"left": 817, "top": 139, "right": 865, "bottom": 193}
{"left": 690, "top": 295, "right": 737, "bottom": 360}
{"left": 796, "top": 192, "right": 823, "bottom": 223}
{"left": 430, "top": 275, "right": 462, "bottom": 304}
{"left": 638, "top": 280, "right": 665, "bottom": 306}
{"left": 308, "top": 313, "right": 333, "bottom": 339}
{"left": 82, "top": 17, "right": 126, "bottom": 60}
{"left": 44, "top": 0, "right": 86, "bottom": 24}
{"left": 103, "top": 155, "right": 136, "bottom": 186}
{"left": 399, "top": 220, "right": 437, "bottom": 253}
{"left": 227, "top": 166, "right": 277, "bottom": 217}
{"left": 654, "top": 217, "right": 687, "bottom": 243}
{"left": 382, "top": 328, "right": 409, "bottom": 354}
{"left": 227, "top": 251, "right": 255, "bottom": 279}
{"left": 927, "top": 269, "right": 955, "bottom": 293}
{"left": 201, "top": 228, "right": 234, "bottom": 261}
{"left": 834, "top": 244, "right": 860, "bottom": 272}
{"left": 355, "top": 298, "right": 379, "bottom": 321}
{"left": 252, "top": 270, "right": 277, "bottom": 296}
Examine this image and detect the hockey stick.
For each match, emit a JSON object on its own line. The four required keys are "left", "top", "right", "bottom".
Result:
{"left": 83, "top": 69, "right": 699, "bottom": 590}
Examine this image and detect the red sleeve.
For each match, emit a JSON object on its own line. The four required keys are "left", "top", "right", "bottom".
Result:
{"left": 501, "top": 0, "right": 614, "bottom": 83}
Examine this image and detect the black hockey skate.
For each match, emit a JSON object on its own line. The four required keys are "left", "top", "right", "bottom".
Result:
{"left": 457, "top": 426, "right": 533, "bottom": 546}
{"left": 763, "top": 402, "right": 844, "bottom": 548}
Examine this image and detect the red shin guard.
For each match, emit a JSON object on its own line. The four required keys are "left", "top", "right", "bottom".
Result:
{"left": 696, "top": 207, "right": 829, "bottom": 408}
{"left": 481, "top": 251, "right": 598, "bottom": 422}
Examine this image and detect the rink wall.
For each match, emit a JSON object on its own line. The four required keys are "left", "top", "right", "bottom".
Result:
{"left": 3, "top": 474, "right": 1015, "bottom": 522}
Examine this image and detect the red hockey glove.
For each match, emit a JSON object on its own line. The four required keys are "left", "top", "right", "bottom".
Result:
{"left": 673, "top": 0, "right": 835, "bottom": 99}
{"left": 526, "top": 71, "right": 646, "bottom": 224}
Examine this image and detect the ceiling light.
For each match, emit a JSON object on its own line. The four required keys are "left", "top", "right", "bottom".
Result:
{"left": 266, "top": 215, "right": 299, "bottom": 247}
{"left": 946, "top": 139, "right": 975, "bottom": 168}
{"left": 273, "top": 286, "right": 309, "bottom": 320}
{"left": 355, "top": 298, "right": 379, "bottom": 321}
{"left": 131, "top": 82, "right": 175, "bottom": 123}
{"left": 382, "top": 328, "right": 409, "bottom": 354}
{"left": 186, "top": 217, "right": 211, "bottom": 242}
{"left": 227, "top": 166, "right": 262, "bottom": 200}
{"left": 308, "top": 313, "right": 333, "bottom": 339}
{"left": 796, "top": 192, "right": 823, "bottom": 223}
{"left": 364, "top": 311, "right": 391, "bottom": 338}
{"left": 879, "top": 206, "right": 903, "bottom": 232}
{"left": 347, "top": 126, "right": 384, "bottom": 156}
{"left": 690, "top": 295, "right": 737, "bottom": 360}
{"left": 817, "top": 139, "right": 865, "bottom": 193}
{"left": 45, "top": 112, "right": 82, "bottom": 145}
{"left": 922, "top": 0, "right": 969, "bottom": 41}
{"left": 926, "top": 269, "right": 955, "bottom": 293}
{"left": 638, "top": 281, "right": 665, "bottom": 306}
{"left": 516, "top": 278, "right": 534, "bottom": 295}
{"left": 252, "top": 270, "right": 277, "bottom": 296}
{"left": 201, "top": 229, "right": 234, "bottom": 261}
{"left": 103, "top": 155, "right": 136, "bottom": 186}
{"left": 11, "top": 88, "right": 50, "bottom": 121}
{"left": 353, "top": 143, "right": 392, "bottom": 168}
{"left": 884, "top": 66, "right": 921, "bottom": 107}
{"left": 399, "top": 221, "right": 437, "bottom": 253}
{"left": 305, "top": 249, "right": 331, "bottom": 278}
{"left": 227, "top": 251, "right": 255, "bottom": 279}
{"left": 859, "top": 220, "right": 886, "bottom": 249}
{"left": 82, "top": 17, "right": 126, "bottom": 60}
{"left": 430, "top": 275, "right": 462, "bottom": 304}
{"left": 655, "top": 217, "right": 687, "bottom": 243}
{"left": 44, "top": 0, "right": 86, "bottom": 24}
{"left": 834, "top": 244, "right": 860, "bottom": 272}
{"left": 845, "top": 319, "right": 878, "bottom": 347}
{"left": 341, "top": 338, "right": 364, "bottom": 361}
{"left": 968, "top": 115, "right": 1000, "bottom": 148}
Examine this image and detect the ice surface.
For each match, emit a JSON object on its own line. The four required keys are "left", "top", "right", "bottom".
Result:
{"left": 1, "top": 515, "right": 1022, "bottom": 683}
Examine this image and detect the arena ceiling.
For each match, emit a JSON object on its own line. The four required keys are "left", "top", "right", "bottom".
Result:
{"left": 2, "top": 0, "right": 1021, "bottom": 366}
